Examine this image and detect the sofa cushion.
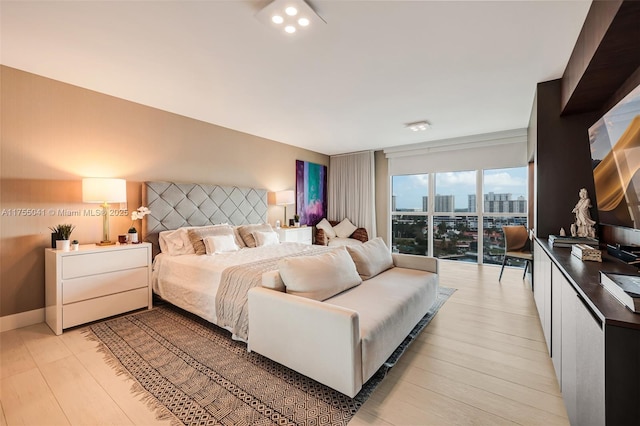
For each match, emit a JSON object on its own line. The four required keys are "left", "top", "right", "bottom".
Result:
{"left": 326, "top": 266, "right": 438, "bottom": 383}
{"left": 346, "top": 237, "right": 394, "bottom": 279}
{"left": 333, "top": 218, "right": 358, "bottom": 238}
{"left": 316, "top": 218, "right": 337, "bottom": 239}
{"left": 328, "top": 238, "right": 364, "bottom": 247}
{"left": 279, "top": 248, "right": 362, "bottom": 301}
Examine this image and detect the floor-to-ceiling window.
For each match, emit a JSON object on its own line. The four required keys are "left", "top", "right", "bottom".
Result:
{"left": 391, "top": 166, "right": 527, "bottom": 265}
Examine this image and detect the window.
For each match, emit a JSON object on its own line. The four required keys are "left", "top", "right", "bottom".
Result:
{"left": 391, "top": 175, "right": 428, "bottom": 255}
{"left": 390, "top": 166, "right": 528, "bottom": 265}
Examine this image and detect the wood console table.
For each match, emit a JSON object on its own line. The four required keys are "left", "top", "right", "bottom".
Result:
{"left": 533, "top": 238, "right": 640, "bottom": 425}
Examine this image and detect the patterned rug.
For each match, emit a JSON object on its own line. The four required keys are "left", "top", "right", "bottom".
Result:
{"left": 88, "top": 287, "right": 455, "bottom": 426}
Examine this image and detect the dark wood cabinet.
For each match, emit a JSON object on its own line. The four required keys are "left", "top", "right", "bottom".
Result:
{"left": 533, "top": 238, "right": 639, "bottom": 425}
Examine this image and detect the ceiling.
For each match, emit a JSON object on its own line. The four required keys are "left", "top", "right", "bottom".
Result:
{"left": 0, "top": 0, "right": 592, "bottom": 156}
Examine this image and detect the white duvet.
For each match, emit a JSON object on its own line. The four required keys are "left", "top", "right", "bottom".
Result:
{"left": 152, "top": 242, "right": 323, "bottom": 332}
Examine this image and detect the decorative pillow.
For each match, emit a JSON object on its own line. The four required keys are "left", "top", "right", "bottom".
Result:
{"left": 237, "top": 224, "right": 273, "bottom": 248}
{"left": 316, "top": 218, "right": 337, "bottom": 239}
{"left": 346, "top": 237, "right": 394, "bottom": 280}
{"left": 278, "top": 248, "right": 362, "bottom": 301}
{"left": 253, "top": 230, "right": 280, "bottom": 247}
{"left": 187, "top": 225, "right": 234, "bottom": 255}
{"left": 159, "top": 228, "right": 196, "bottom": 256}
{"left": 203, "top": 234, "right": 239, "bottom": 255}
{"left": 333, "top": 218, "right": 358, "bottom": 238}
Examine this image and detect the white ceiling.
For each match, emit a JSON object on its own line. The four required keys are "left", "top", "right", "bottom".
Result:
{"left": 0, "top": 0, "right": 592, "bottom": 155}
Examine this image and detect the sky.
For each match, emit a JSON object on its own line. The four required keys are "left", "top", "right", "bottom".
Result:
{"left": 392, "top": 167, "right": 528, "bottom": 210}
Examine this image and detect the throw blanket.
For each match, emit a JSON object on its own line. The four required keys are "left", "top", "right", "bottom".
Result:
{"left": 216, "top": 245, "right": 334, "bottom": 340}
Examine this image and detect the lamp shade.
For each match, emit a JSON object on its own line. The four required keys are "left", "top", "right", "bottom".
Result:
{"left": 275, "top": 190, "right": 295, "bottom": 206}
{"left": 82, "top": 178, "right": 127, "bottom": 203}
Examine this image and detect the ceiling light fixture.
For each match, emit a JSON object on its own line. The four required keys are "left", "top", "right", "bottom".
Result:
{"left": 405, "top": 120, "right": 431, "bottom": 132}
{"left": 256, "top": 0, "right": 325, "bottom": 36}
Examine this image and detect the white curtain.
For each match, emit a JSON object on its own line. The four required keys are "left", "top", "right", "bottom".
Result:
{"left": 328, "top": 151, "right": 376, "bottom": 238}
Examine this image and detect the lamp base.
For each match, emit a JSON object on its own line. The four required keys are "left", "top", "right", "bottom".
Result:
{"left": 96, "top": 240, "right": 116, "bottom": 246}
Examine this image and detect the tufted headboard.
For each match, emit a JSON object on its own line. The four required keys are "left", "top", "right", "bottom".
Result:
{"left": 142, "top": 181, "right": 268, "bottom": 256}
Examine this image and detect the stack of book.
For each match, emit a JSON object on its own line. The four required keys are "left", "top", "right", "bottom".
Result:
{"left": 548, "top": 235, "right": 599, "bottom": 248}
{"left": 600, "top": 271, "right": 640, "bottom": 313}
{"left": 571, "top": 243, "right": 602, "bottom": 262}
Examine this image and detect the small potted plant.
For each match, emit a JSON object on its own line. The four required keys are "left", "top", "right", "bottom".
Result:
{"left": 71, "top": 239, "right": 79, "bottom": 250}
{"left": 294, "top": 214, "right": 300, "bottom": 227}
{"left": 49, "top": 224, "right": 75, "bottom": 251}
{"left": 128, "top": 206, "right": 150, "bottom": 244}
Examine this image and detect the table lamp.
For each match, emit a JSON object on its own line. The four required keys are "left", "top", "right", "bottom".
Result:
{"left": 82, "top": 178, "right": 127, "bottom": 245}
{"left": 275, "top": 190, "right": 295, "bottom": 226}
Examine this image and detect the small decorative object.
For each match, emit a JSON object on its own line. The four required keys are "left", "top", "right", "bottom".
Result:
{"left": 294, "top": 214, "right": 300, "bottom": 227}
{"left": 571, "top": 188, "right": 596, "bottom": 238}
{"left": 128, "top": 206, "right": 150, "bottom": 244}
{"left": 49, "top": 224, "right": 75, "bottom": 251}
{"left": 71, "top": 240, "right": 79, "bottom": 250}
{"left": 559, "top": 227, "right": 566, "bottom": 236}
{"left": 118, "top": 234, "right": 127, "bottom": 244}
{"left": 275, "top": 220, "right": 281, "bottom": 229}
{"left": 289, "top": 219, "right": 295, "bottom": 227}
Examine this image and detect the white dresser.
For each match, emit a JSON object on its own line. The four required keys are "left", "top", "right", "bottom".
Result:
{"left": 45, "top": 243, "right": 152, "bottom": 335}
{"left": 276, "top": 226, "right": 312, "bottom": 244}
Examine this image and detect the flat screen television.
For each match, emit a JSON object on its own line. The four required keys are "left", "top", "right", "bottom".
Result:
{"left": 589, "top": 84, "right": 640, "bottom": 230}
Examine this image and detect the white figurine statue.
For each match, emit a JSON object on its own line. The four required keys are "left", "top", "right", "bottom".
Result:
{"left": 571, "top": 188, "right": 596, "bottom": 238}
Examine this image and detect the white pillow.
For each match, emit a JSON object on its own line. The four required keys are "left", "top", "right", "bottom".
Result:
{"left": 159, "top": 228, "right": 195, "bottom": 256}
{"left": 333, "top": 218, "right": 358, "bottom": 238}
{"left": 278, "top": 248, "right": 362, "bottom": 301}
{"left": 203, "top": 234, "right": 239, "bottom": 254}
{"left": 346, "top": 237, "right": 394, "bottom": 280}
{"left": 253, "top": 230, "right": 280, "bottom": 247}
{"left": 316, "top": 218, "right": 336, "bottom": 239}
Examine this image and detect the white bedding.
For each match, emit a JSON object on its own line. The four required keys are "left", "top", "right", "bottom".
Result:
{"left": 152, "top": 242, "right": 324, "bottom": 334}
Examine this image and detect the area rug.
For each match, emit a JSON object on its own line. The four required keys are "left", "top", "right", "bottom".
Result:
{"left": 88, "top": 287, "right": 455, "bottom": 426}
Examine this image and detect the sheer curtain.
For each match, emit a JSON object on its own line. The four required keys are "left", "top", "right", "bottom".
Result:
{"left": 328, "top": 151, "right": 376, "bottom": 238}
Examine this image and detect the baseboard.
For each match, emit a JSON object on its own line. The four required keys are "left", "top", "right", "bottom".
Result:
{"left": 0, "top": 308, "right": 45, "bottom": 332}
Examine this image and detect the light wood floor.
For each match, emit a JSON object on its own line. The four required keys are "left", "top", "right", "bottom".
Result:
{"left": 1, "top": 262, "right": 567, "bottom": 425}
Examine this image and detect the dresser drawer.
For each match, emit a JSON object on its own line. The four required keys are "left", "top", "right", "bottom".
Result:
{"left": 63, "top": 287, "right": 149, "bottom": 329}
{"left": 63, "top": 267, "right": 148, "bottom": 304}
{"left": 62, "top": 247, "right": 148, "bottom": 279}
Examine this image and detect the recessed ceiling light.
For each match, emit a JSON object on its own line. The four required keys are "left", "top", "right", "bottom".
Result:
{"left": 405, "top": 120, "right": 431, "bottom": 131}
{"left": 256, "top": 0, "right": 326, "bottom": 36}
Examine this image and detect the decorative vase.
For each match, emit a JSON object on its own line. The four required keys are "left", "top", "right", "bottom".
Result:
{"left": 294, "top": 222, "right": 300, "bottom": 228}
{"left": 71, "top": 242, "right": 79, "bottom": 250}
{"left": 128, "top": 232, "right": 138, "bottom": 243}
{"left": 56, "top": 239, "right": 70, "bottom": 251}
{"left": 51, "top": 233, "right": 58, "bottom": 248}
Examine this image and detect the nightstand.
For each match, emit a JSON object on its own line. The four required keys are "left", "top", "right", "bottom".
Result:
{"left": 276, "top": 226, "right": 312, "bottom": 244}
{"left": 44, "top": 243, "right": 152, "bottom": 335}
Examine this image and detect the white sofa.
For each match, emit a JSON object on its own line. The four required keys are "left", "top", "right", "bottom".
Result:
{"left": 247, "top": 252, "right": 439, "bottom": 398}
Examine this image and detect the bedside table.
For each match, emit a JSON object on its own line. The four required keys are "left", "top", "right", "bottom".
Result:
{"left": 276, "top": 226, "right": 312, "bottom": 244}
{"left": 44, "top": 243, "right": 152, "bottom": 335}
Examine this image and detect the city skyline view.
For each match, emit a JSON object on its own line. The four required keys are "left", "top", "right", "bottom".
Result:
{"left": 392, "top": 167, "right": 528, "bottom": 211}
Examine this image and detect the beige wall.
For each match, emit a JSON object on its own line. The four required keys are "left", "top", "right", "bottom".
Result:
{"left": 0, "top": 66, "right": 328, "bottom": 318}
{"left": 374, "top": 150, "right": 389, "bottom": 245}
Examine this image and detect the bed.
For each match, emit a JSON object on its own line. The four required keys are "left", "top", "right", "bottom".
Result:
{"left": 143, "top": 181, "right": 330, "bottom": 340}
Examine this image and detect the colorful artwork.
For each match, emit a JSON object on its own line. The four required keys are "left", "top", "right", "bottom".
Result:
{"left": 296, "top": 160, "right": 327, "bottom": 226}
